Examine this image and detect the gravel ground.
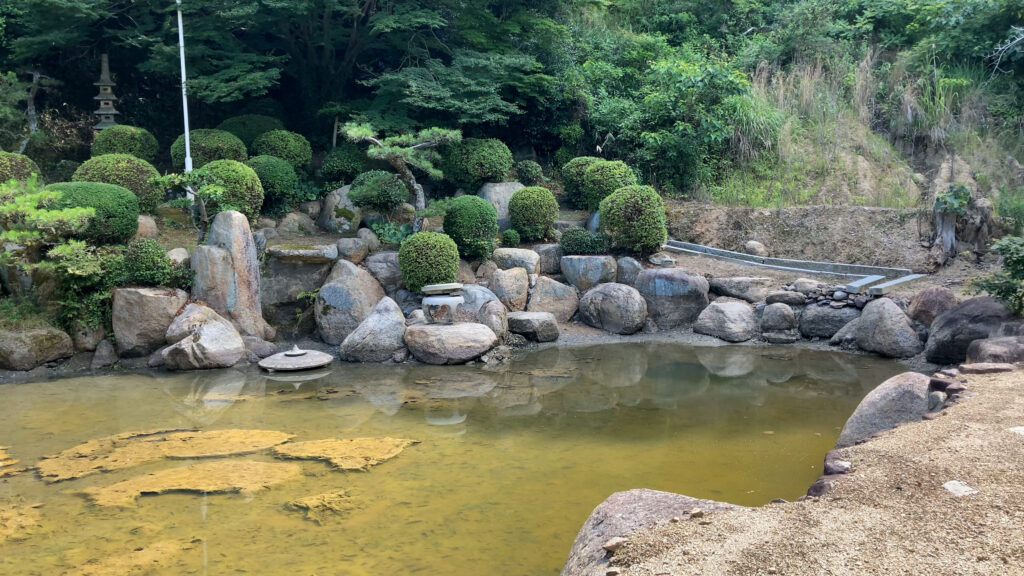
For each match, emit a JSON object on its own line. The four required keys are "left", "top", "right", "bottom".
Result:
{"left": 610, "top": 368, "right": 1024, "bottom": 576}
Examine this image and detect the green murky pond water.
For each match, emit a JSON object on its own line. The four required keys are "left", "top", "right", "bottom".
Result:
{"left": 0, "top": 343, "right": 902, "bottom": 575}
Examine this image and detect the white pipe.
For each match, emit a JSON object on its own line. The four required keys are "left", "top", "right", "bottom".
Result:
{"left": 176, "top": 0, "right": 193, "bottom": 175}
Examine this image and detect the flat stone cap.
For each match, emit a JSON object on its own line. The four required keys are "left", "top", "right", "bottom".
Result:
{"left": 421, "top": 283, "right": 463, "bottom": 295}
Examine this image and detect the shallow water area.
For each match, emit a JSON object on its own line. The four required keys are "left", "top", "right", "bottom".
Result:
{"left": 0, "top": 343, "right": 903, "bottom": 575}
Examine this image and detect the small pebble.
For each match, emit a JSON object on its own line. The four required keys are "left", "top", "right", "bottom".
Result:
{"left": 606, "top": 569, "right": 622, "bottom": 576}
{"left": 603, "top": 537, "right": 628, "bottom": 552}
{"left": 688, "top": 508, "right": 705, "bottom": 519}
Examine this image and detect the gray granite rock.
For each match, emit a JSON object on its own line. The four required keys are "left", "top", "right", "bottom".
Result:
{"left": 578, "top": 283, "right": 647, "bottom": 335}
{"left": 693, "top": 300, "right": 758, "bottom": 342}
{"left": 112, "top": 287, "right": 189, "bottom": 357}
{"left": 836, "top": 372, "right": 930, "bottom": 447}
{"left": 507, "top": 311, "right": 559, "bottom": 342}
{"left": 341, "top": 297, "right": 407, "bottom": 363}
{"left": 635, "top": 268, "right": 710, "bottom": 329}
{"left": 561, "top": 255, "right": 616, "bottom": 293}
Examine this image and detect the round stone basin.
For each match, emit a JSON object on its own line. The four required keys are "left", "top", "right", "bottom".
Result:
{"left": 258, "top": 347, "right": 334, "bottom": 372}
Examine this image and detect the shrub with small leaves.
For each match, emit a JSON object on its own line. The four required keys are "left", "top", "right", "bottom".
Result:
{"left": 45, "top": 181, "right": 139, "bottom": 245}
{"left": 115, "top": 238, "right": 193, "bottom": 290}
{"left": 348, "top": 170, "right": 408, "bottom": 215}
{"left": 252, "top": 130, "right": 312, "bottom": 172}
{"left": 560, "top": 226, "right": 609, "bottom": 255}
{"left": 91, "top": 125, "right": 159, "bottom": 162}
{"left": 599, "top": 185, "right": 667, "bottom": 255}
{"left": 972, "top": 236, "right": 1024, "bottom": 316}
{"left": 560, "top": 156, "right": 601, "bottom": 207}
{"left": 444, "top": 138, "right": 513, "bottom": 189}
{"left": 72, "top": 154, "right": 163, "bottom": 214}
{"left": 502, "top": 229, "right": 521, "bottom": 247}
{"left": 245, "top": 155, "right": 297, "bottom": 216}
{"left": 398, "top": 231, "right": 460, "bottom": 293}
{"left": 200, "top": 160, "right": 265, "bottom": 222}
{"left": 321, "top": 141, "right": 370, "bottom": 184}
{"left": 999, "top": 186, "right": 1024, "bottom": 236}
{"left": 216, "top": 114, "right": 285, "bottom": 148}
{"left": 515, "top": 160, "right": 543, "bottom": 185}
{"left": 0, "top": 151, "right": 43, "bottom": 183}
{"left": 580, "top": 160, "right": 637, "bottom": 211}
{"left": 170, "top": 129, "right": 247, "bottom": 169}
{"left": 509, "top": 186, "right": 558, "bottom": 241}
{"left": 443, "top": 195, "right": 499, "bottom": 259}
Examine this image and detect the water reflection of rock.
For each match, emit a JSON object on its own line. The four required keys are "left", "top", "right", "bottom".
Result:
{"left": 163, "top": 369, "right": 256, "bottom": 426}
{"left": 636, "top": 361, "right": 711, "bottom": 409}
{"left": 695, "top": 346, "right": 756, "bottom": 378}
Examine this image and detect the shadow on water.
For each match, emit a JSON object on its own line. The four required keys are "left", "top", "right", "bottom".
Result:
{"left": 0, "top": 343, "right": 903, "bottom": 576}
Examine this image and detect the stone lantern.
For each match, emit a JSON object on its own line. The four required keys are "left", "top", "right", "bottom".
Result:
{"left": 92, "top": 54, "right": 120, "bottom": 130}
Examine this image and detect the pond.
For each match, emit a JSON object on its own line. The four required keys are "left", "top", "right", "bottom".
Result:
{"left": 0, "top": 343, "right": 903, "bottom": 575}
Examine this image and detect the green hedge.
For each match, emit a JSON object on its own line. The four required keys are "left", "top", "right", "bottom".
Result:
{"left": 398, "top": 231, "right": 460, "bottom": 293}
{"left": 579, "top": 160, "right": 637, "bottom": 211}
{"left": 72, "top": 154, "right": 163, "bottom": 214}
{"left": 46, "top": 181, "right": 139, "bottom": 245}
{"left": 501, "top": 229, "right": 521, "bottom": 247}
{"left": 0, "top": 151, "right": 43, "bottom": 183}
{"left": 559, "top": 226, "right": 609, "bottom": 255}
{"left": 444, "top": 138, "right": 513, "bottom": 189}
{"left": 599, "top": 185, "right": 667, "bottom": 255}
{"left": 245, "top": 155, "right": 297, "bottom": 216}
{"left": 560, "top": 156, "right": 601, "bottom": 207}
{"left": 251, "top": 130, "right": 312, "bottom": 172}
{"left": 91, "top": 125, "right": 159, "bottom": 162}
{"left": 509, "top": 185, "right": 558, "bottom": 241}
{"left": 515, "top": 160, "right": 543, "bottom": 185}
{"left": 115, "top": 238, "right": 192, "bottom": 290}
{"left": 348, "top": 170, "right": 408, "bottom": 215}
{"left": 215, "top": 114, "right": 284, "bottom": 148}
{"left": 201, "top": 159, "right": 265, "bottom": 222}
{"left": 170, "top": 129, "right": 247, "bottom": 169}
{"left": 443, "top": 195, "right": 499, "bottom": 259}
{"left": 322, "top": 141, "right": 370, "bottom": 184}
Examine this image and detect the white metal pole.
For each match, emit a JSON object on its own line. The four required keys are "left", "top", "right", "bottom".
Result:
{"left": 176, "top": 0, "right": 193, "bottom": 174}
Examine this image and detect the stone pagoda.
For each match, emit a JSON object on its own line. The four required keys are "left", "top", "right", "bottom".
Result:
{"left": 92, "top": 54, "right": 120, "bottom": 130}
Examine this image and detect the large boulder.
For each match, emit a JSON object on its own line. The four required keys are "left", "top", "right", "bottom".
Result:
{"left": 925, "top": 297, "right": 1018, "bottom": 364}
{"left": 365, "top": 251, "right": 403, "bottom": 294}
{"left": 340, "top": 297, "right": 407, "bottom": 363}
{"left": 527, "top": 276, "right": 579, "bottom": 323}
{"left": 317, "top": 184, "right": 361, "bottom": 234}
{"left": 615, "top": 257, "right": 643, "bottom": 287}
{"left": 162, "top": 303, "right": 245, "bottom": 370}
{"left": 635, "top": 268, "right": 710, "bottom": 329}
{"left": 112, "top": 287, "right": 189, "bottom": 357}
{"left": 477, "top": 182, "right": 524, "bottom": 229}
{"left": 853, "top": 298, "right": 923, "bottom": 358}
{"left": 799, "top": 305, "right": 861, "bottom": 339}
{"left": 578, "top": 283, "right": 647, "bottom": 335}
{"left": 0, "top": 328, "right": 74, "bottom": 371}
{"left": 477, "top": 300, "right": 508, "bottom": 340}
{"left": 908, "top": 286, "right": 958, "bottom": 326}
{"left": 967, "top": 336, "right": 1024, "bottom": 364}
{"left": 507, "top": 311, "right": 559, "bottom": 342}
{"left": 404, "top": 323, "right": 498, "bottom": 365}
{"left": 315, "top": 260, "right": 385, "bottom": 345}
{"left": 491, "top": 267, "right": 530, "bottom": 311}
{"left": 492, "top": 248, "right": 540, "bottom": 274}
{"left": 454, "top": 284, "right": 500, "bottom": 322}
{"left": 561, "top": 255, "right": 617, "bottom": 293}
{"left": 708, "top": 277, "right": 773, "bottom": 303}
{"left": 534, "top": 244, "right": 563, "bottom": 275}
{"left": 761, "top": 302, "right": 797, "bottom": 332}
{"left": 693, "top": 300, "right": 758, "bottom": 342}
{"left": 192, "top": 210, "right": 274, "bottom": 339}
{"left": 836, "top": 372, "right": 930, "bottom": 448}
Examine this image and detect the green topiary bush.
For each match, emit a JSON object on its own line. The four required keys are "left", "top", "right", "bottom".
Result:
{"left": 45, "top": 181, "right": 139, "bottom": 245}
{"left": 509, "top": 185, "right": 559, "bottom": 241}
{"left": 200, "top": 159, "right": 265, "bottom": 223}
{"left": 215, "top": 114, "right": 285, "bottom": 148}
{"left": 245, "top": 155, "right": 297, "bottom": 216}
{"left": 599, "top": 185, "right": 667, "bottom": 255}
{"left": 560, "top": 226, "right": 609, "bottom": 255}
{"left": 321, "top": 141, "right": 370, "bottom": 184}
{"left": 444, "top": 138, "right": 513, "bottom": 189}
{"left": 560, "top": 156, "right": 601, "bottom": 207}
{"left": 348, "top": 170, "right": 408, "bottom": 215}
{"left": 114, "top": 238, "right": 193, "bottom": 290}
{"left": 72, "top": 154, "right": 163, "bottom": 214}
{"left": 398, "top": 231, "right": 460, "bottom": 293}
{"left": 580, "top": 160, "right": 638, "bottom": 211}
{"left": 0, "top": 151, "right": 43, "bottom": 183}
{"left": 443, "top": 195, "right": 499, "bottom": 259}
{"left": 91, "top": 125, "right": 159, "bottom": 162}
{"left": 170, "top": 129, "right": 247, "bottom": 169}
{"left": 251, "top": 130, "right": 312, "bottom": 173}
{"left": 501, "top": 229, "right": 521, "bottom": 247}
{"left": 515, "top": 160, "right": 543, "bottom": 185}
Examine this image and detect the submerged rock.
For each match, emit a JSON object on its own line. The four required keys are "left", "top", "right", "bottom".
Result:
{"left": 0, "top": 447, "right": 21, "bottom": 478}
{"left": 286, "top": 491, "right": 358, "bottom": 525}
{"left": 0, "top": 502, "right": 42, "bottom": 542}
{"left": 63, "top": 540, "right": 198, "bottom": 576}
{"left": 272, "top": 437, "right": 417, "bottom": 470}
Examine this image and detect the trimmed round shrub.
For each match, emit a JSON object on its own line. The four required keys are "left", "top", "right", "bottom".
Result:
{"left": 501, "top": 229, "right": 521, "bottom": 247}
{"left": 444, "top": 138, "right": 513, "bottom": 188}
{"left": 245, "top": 155, "right": 297, "bottom": 215}
{"left": 200, "top": 159, "right": 265, "bottom": 223}
{"left": 580, "top": 160, "right": 637, "bottom": 211}
{"left": 115, "top": 238, "right": 191, "bottom": 290}
{"left": 321, "top": 141, "right": 370, "bottom": 184}
{"left": 515, "top": 159, "right": 543, "bottom": 185}
{"left": 560, "top": 156, "right": 601, "bottom": 206}
{"left": 559, "top": 226, "right": 609, "bottom": 255}
{"left": 91, "top": 125, "right": 159, "bottom": 162}
{"left": 251, "top": 130, "right": 312, "bottom": 172}
{"left": 398, "top": 231, "right": 460, "bottom": 293}
{"left": 509, "top": 185, "right": 558, "bottom": 241}
{"left": 72, "top": 154, "right": 163, "bottom": 214}
{"left": 348, "top": 170, "right": 408, "bottom": 215}
{"left": 443, "top": 195, "right": 499, "bottom": 260}
{"left": 45, "top": 181, "right": 139, "bottom": 245}
{"left": 215, "top": 114, "right": 285, "bottom": 148}
{"left": 599, "top": 185, "right": 667, "bottom": 255}
{"left": 170, "top": 129, "right": 247, "bottom": 169}
{"left": 0, "top": 151, "right": 43, "bottom": 183}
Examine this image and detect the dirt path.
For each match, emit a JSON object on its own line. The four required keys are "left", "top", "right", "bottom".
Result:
{"left": 611, "top": 368, "right": 1024, "bottom": 575}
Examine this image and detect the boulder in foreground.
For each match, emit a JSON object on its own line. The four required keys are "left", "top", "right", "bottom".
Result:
{"left": 836, "top": 372, "right": 930, "bottom": 448}
{"left": 404, "top": 323, "right": 498, "bottom": 365}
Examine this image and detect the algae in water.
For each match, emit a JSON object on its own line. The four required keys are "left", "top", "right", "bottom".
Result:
{"left": 286, "top": 491, "right": 358, "bottom": 524}
{"left": 0, "top": 446, "right": 22, "bottom": 478}
{"left": 62, "top": 539, "right": 198, "bottom": 576}
{"left": 0, "top": 501, "right": 42, "bottom": 542}
{"left": 272, "top": 437, "right": 418, "bottom": 470}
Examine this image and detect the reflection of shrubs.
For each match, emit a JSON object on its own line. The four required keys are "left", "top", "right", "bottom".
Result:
{"left": 170, "top": 129, "right": 247, "bottom": 169}
{"left": 91, "top": 125, "right": 159, "bottom": 162}
{"left": 560, "top": 156, "right": 600, "bottom": 207}
{"left": 444, "top": 138, "right": 513, "bottom": 188}
{"left": 72, "top": 154, "right": 163, "bottom": 214}
{"left": 216, "top": 114, "right": 284, "bottom": 148}
{"left": 501, "top": 229, "right": 521, "bottom": 247}
{"left": 559, "top": 226, "right": 609, "bottom": 255}
{"left": 115, "top": 238, "right": 193, "bottom": 290}
{"left": 0, "top": 151, "right": 43, "bottom": 183}
{"left": 348, "top": 170, "right": 408, "bottom": 215}
{"left": 515, "top": 160, "right": 543, "bottom": 185}
{"left": 321, "top": 142, "right": 370, "bottom": 184}
{"left": 443, "top": 195, "right": 499, "bottom": 259}
{"left": 398, "top": 231, "right": 459, "bottom": 293}
{"left": 200, "top": 160, "right": 265, "bottom": 222}
{"left": 580, "top": 160, "right": 637, "bottom": 211}
{"left": 46, "top": 181, "right": 139, "bottom": 245}
{"left": 252, "top": 130, "right": 312, "bottom": 172}
{"left": 245, "top": 155, "right": 297, "bottom": 216}
{"left": 509, "top": 186, "right": 558, "bottom": 241}
{"left": 972, "top": 236, "right": 1024, "bottom": 316}
{"left": 599, "top": 185, "right": 667, "bottom": 255}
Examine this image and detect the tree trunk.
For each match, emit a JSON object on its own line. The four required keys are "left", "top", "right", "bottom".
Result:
{"left": 17, "top": 71, "right": 42, "bottom": 155}
{"left": 390, "top": 159, "right": 425, "bottom": 232}
{"left": 935, "top": 209, "right": 957, "bottom": 259}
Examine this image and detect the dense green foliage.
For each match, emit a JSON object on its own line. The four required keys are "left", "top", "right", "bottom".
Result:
{"left": 245, "top": 155, "right": 297, "bottom": 216}
{"left": 442, "top": 195, "right": 498, "bottom": 259}
{"left": 501, "top": 228, "right": 521, "bottom": 247}
{"left": 114, "top": 238, "right": 193, "bottom": 290}
{"left": 559, "top": 226, "right": 609, "bottom": 255}
{"left": 200, "top": 160, "right": 265, "bottom": 223}
{"left": 216, "top": 114, "right": 285, "bottom": 148}
{"left": 509, "top": 186, "right": 558, "bottom": 241}
{"left": 444, "top": 138, "right": 513, "bottom": 189}
{"left": 579, "top": 160, "right": 638, "bottom": 211}
{"left": 0, "top": 177, "right": 93, "bottom": 247}
{"left": 398, "top": 231, "right": 459, "bottom": 293}
{"left": 0, "top": 151, "right": 42, "bottom": 183}
{"left": 170, "top": 129, "right": 247, "bottom": 169}
{"left": 348, "top": 170, "right": 408, "bottom": 216}
{"left": 45, "top": 240, "right": 122, "bottom": 330}
{"left": 321, "top": 142, "right": 370, "bottom": 186}
{"left": 72, "top": 154, "right": 163, "bottom": 214}
{"left": 252, "top": 130, "right": 312, "bottom": 173}
{"left": 561, "top": 157, "right": 601, "bottom": 204}
{"left": 90, "top": 125, "right": 159, "bottom": 163}
{"left": 972, "top": 237, "right": 1024, "bottom": 315}
{"left": 45, "top": 181, "right": 138, "bottom": 245}
{"left": 514, "top": 160, "right": 543, "bottom": 185}
{"left": 599, "top": 185, "right": 668, "bottom": 255}
{"left": 999, "top": 187, "right": 1024, "bottom": 236}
